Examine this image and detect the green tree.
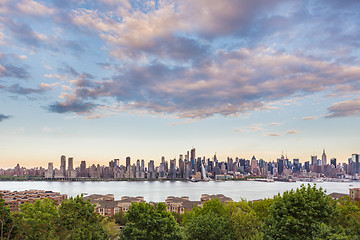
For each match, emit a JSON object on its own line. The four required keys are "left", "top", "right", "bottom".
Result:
{"left": 182, "top": 199, "right": 236, "bottom": 240}
{"left": 120, "top": 202, "right": 184, "bottom": 240}
{"left": 113, "top": 210, "right": 127, "bottom": 225}
{"left": 263, "top": 184, "right": 338, "bottom": 240}
{"left": 101, "top": 218, "right": 120, "bottom": 240}
{"left": 334, "top": 196, "right": 360, "bottom": 239}
{"left": 0, "top": 197, "right": 15, "bottom": 240}
{"left": 57, "top": 195, "right": 109, "bottom": 240}
{"left": 228, "top": 201, "right": 263, "bottom": 240}
{"left": 13, "top": 198, "right": 59, "bottom": 240}
{"left": 249, "top": 198, "right": 273, "bottom": 221}
{"left": 171, "top": 212, "right": 183, "bottom": 224}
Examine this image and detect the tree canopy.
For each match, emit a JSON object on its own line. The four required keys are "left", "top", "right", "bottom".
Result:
{"left": 120, "top": 202, "right": 184, "bottom": 240}
{"left": 263, "top": 184, "right": 341, "bottom": 240}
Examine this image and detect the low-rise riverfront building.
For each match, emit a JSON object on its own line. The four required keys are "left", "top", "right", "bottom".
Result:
{"left": 85, "top": 193, "right": 233, "bottom": 217}
{"left": 350, "top": 188, "right": 360, "bottom": 202}
{"left": 0, "top": 189, "right": 67, "bottom": 211}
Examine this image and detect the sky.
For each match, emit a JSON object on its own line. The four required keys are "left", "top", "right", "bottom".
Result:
{"left": 0, "top": 0, "right": 360, "bottom": 168}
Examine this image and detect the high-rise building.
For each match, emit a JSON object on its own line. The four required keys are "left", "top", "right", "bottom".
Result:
{"left": 148, "top": 160, "right": 155, "bottom": 179}
{"left": 45, "top": 163, "right": 54, "bottom": 179}
{"left": 330, "top": 158, "right": 337, "bottom": 168}
{"left": 126, "top": 157, "right": 131, "bottom": 171}
{"left": 169, "top": 159, "right": 176, "bottom": 179}
{"left": 141, "top": 160, "right": 145, "bottom": 172}
{"left": 191, "top": 148, "right": 196, "bottom": 170}
{"left": 68, "top": 157, "right": 73, "bottom": 171}
{"left": 67, "top": 157, "right": 77, "bottom": 178}
{"left": 60, "top": 155, "right": 66, "bottom": 176}
{"left": 352, "top": 154, "right": 359, "bottom": 174}
{"left": 179, "top": 155, "right": 184, "bottom": 179}
{"left": 277, "top": 159, "right": 284, "bottom": 175}
{"left": 311, "top": 155, "right": 317, "bottom": 166}
{"left": 250, "top": 156, "right": 258, "bottom": 173}
{"left": 322, "top": 149, "right": 327, "bottom": 166}
{"left": 304, "top": 161, "right": 310, "bottom": 172}
{"left": 114, "top": 159, "right": 119, "bottom": 168}
{"left": 293, "top": 159, "right": 300, "bottom": 172}
{"left": 80, "top": 160, "right": 87, "bottom": 177}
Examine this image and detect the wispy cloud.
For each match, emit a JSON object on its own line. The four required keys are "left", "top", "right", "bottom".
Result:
{"left": 265, "top": 133, "right": 282, "bottom": 137}
{"left": 0, "top": 114, "right": 12, "bottom": 122}
{"left": 287, "top": 129, "right": 300, "bottom": 135}
{"left": 326, "top": 97, "right": 360, "bottom": 118}
{"left": 1, "top": 0, "right": 360, "bottom": 120}
{"left": 302, "top": 116, "right": 318, "bottom": 120}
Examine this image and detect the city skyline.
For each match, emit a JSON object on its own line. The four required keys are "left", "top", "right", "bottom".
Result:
{"left": 1, "top": 1, "right": 360, "bottom": 168}
{"left": 0, "top": 148, "right": 359, "bottom": 169}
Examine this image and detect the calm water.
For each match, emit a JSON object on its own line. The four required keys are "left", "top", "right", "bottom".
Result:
{"left": 1, "top": 181, "right": 359, "bottom": 202}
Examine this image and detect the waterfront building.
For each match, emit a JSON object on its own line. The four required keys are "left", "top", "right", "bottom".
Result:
{"left": 331, "top": 158, "right": 337, "bottom": 168}
{"left": 148, "top": 160, "right": 155, "bottom": 179}
{"left": 79, "top": 160, "right": 87, "bottom": 177}
{"left": 352, "top": 154, "right": 359, "bottom": 174}
{"left": 165, "top": 196, "right": 202, "bottom": 214}
{"left": 67, "top": 157, "right": 77, "bottom": 178}
{"left": 169, "top": 159, "right": 176, "bottom": 179}
{"left": 350, "top": 188, "right": 360, "bottom": 202}
{"left": 311, "top": 155, "right": 317, "bottom": 166}
{"left": 45, "top": 162, "right": 54, "bottom": 179}
{"left": 54, "top": 155, "right": 66, "bottom": 178}
{"left": 191, "top": 148, "right": 196, "bottom": 171}
{"left": 126, "top": 156, "right": 131, "bottom": 171}
{"left": 322, "top": 149, "right": 327, "bottom": 166}
{"left": 1, "top": 190, "right": 67, "bottom": 212}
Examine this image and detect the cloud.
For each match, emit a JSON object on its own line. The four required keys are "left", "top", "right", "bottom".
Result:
{"left": 268, "top": 122, "right": 282, "bottom": 126}
{"left": 15, "top": 0, "right": 55, "bottom": 17}
{"left": 0, "top": 114, "right": 12, "bottom": 122}
{"left": 235, "top": 124, "right": 265, "bottom": 133}
{"left": 47, "top": 100, "right": 97, "bottom": 114}
{"left": 287, "top": 129, "right": 300, "bottom": 134}
{"left": 2, "top": 0, "right": 360, "bottom": 121}
{"left": 265, "top": 133, "right": 282, "bottom": 137}
{"left": 53, "top": 47, "right": 360, "bottom": 118}
{"left": 6, "top": 83, "right": 52, "bottom": 95}
{"left": 302, "top": 116, "right": 317, "bottom": 120}
{"left": 0, "top": 54, "right": 30, "bottom": 79}
{"left": 326, "top": 97, "right": 360, "bottom": 118}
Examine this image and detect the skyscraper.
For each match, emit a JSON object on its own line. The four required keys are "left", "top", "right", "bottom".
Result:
{"left": 190, "top": 148, "right": 196, "bottom": 170}
{"left": 67, "top": 157, "right": 77, "bottom": 178}
{"left": 179, "top": 155, "right": 184, "bottom": 179}
{"left": 80, "top": 160, "right": 87, "bottom": 177}
{"left": 322, "top": 149, "right": 327, "bottom": 166}
{"left": 330, "top": 158, "right": 337, "bottom": 168}
{"left": 126, "top": 156, "right": 131, "bottom": 171}
{"left": 352, "top": 154, "right": 359, "bottom": 174}
{"left": 311, "top": 155, "right": 317, "bottom": 166}
{"left": 114, "top": 159, "right": 119, "bottom": 168}
{"left": 60, "top": 155, "right": 66, "bottom": 176}
{"left": 68, "top": 157, "right": 74, "bottom": 171}
{"left": 169, "top": 159, "right": 176, "bottom": 179}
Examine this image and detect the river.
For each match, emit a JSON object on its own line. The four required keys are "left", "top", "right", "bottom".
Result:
{"left": 1, "top": 180, "right": 359, "bottom": 202}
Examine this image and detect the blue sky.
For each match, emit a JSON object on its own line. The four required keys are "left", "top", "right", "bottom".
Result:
{"left": 0, "top": 0, "right": 360, "bottom": 168}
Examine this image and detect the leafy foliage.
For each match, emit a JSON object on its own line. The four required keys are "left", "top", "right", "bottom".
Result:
{"left": 57, "top": 195, "right": 109, "bottom": 239}
{"left": 120, "top": 202, "right": 184, "bottom": 240}
{"left": 334, "top": 196, "right": 360, "bottom": 239}
{"left": 182, "top": 199, "right": 236, "bottom": 240}
{"left": 13, "top": 198, "right": 59, "bottom": 240}
{"left": 113, "top": 210, "right": 127, "bottom": 226}
{"left": 263, "top": 184, "right": 338, "bottom": 240}
{"left": 0, "top": 197, "right": 15, "bottom": 239}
